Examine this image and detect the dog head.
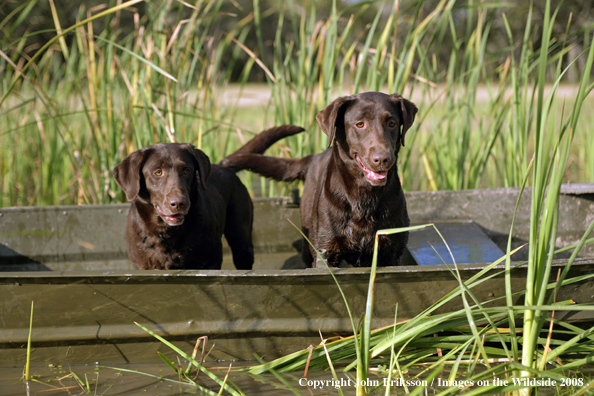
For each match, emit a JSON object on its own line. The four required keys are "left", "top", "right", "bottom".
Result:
{"left": 113, "top": 143, "right": 211, "bottom": 226}
{"left": 316, "top": 92, "right": 417, "bottom": 186}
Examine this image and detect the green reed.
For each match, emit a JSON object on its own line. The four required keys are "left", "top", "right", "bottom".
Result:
{"left": 1, "top": 0, "right": 259, "bottom": 206}
{"left": 1, "top": 0, "right": 593, "bottom": 206}
{"left": 249, "top": 2, "right": 594, "bottom": 394}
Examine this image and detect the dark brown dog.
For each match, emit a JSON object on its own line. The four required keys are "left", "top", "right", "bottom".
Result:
{"left": 221, "top": 92, "right": 417, "bottom": 267}
{"left": 113, "top": 143, "right": 254, "bottom": 270}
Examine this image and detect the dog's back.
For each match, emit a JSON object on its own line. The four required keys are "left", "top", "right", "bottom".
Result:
{"left": 221, "top": 125, "right": 309, "bottom": 181}
{"left": 220, "top": 93, "right": 417, "bottom": 268}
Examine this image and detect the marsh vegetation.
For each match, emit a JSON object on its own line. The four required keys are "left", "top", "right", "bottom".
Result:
{"left": 3, "top": 0, "right": 594, "bottom": 395}
{"left": 1, "top": 0, "right": 593, "bottom": 206}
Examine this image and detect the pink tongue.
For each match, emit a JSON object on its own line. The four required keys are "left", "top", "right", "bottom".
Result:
{"left": 364, "top": 168, "right": 387, "bottom": 181}
{"left": 356, "top": 156, "right": 388, "bottom": 181}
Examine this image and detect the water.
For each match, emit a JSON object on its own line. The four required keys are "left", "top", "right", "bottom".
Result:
{"left": 0, "top": 362, "right": 367, "bottom": 396}
{"left": 2, "top": 362, "right": 586, "bottom": 395}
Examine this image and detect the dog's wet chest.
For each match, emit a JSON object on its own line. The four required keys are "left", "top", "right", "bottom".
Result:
{"left": 325, "top": 212, "right": 404, "bottom": 267}
{"left": 327, "top": 200, "right": 391, "bottom": 247}
{"left": 319, "top": 188, "right": 408, "bottom": 265}
{"left": 140, "top": 228, "right": 197, "bottom": 268}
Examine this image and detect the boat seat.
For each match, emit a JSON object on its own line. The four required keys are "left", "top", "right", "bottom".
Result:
{"left": 405, "top": 221, "right": 505, "bottom": 265}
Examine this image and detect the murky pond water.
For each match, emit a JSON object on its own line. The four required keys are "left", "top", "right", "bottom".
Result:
{"left": 2, "top": 362, "right": 589, "bottom": 395}
{"left": 0, "top": 362, "right": 377, "bottom": 396}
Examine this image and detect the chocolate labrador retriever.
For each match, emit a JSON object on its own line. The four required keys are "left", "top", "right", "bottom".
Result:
{"left": 113, "top": 143, "right": 255, "bottom": 270}
{"left": 221, "top": 92, "right": 418, "bottom": 267}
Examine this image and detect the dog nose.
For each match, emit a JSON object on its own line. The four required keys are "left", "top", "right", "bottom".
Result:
{"left": 169, "top": 196, "right": 187, "bottom": 210}
{"left": 372, "top": 151, "right": 392, "bottom": 167}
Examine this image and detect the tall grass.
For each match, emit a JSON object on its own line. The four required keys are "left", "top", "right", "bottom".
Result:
{"left": 4, "top": 2, "right": 594, "bottom": 394}
{"left": 249, "top": 2, "right": 594, "bottom": 394}
{"left": 1, "top": 0, "right": 259, "bottom": 206}
{"left": 519, "top": 0, "right": 594, "bottom": 389}
{"left": 255, "top": 0, "right": 594, "bottom": 193}
{"left": 1, "top": 0, "right": 593, "bottom": 206}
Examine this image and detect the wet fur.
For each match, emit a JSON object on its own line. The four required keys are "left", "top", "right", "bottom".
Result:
{"left": 113, "top": 143, "right": 254, "bottom": 270}
{"left": 221, "top": 92, "right": 418, "bottom": 267}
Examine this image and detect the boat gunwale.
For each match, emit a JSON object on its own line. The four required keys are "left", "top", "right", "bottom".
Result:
{"left": 1, "top": 258, "right": 593, "bottom": 284}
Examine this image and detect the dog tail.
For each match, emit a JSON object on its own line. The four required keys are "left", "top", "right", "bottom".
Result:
{"left": 220, "top": 125, "right": 310, "bottom": 181}
{"left": 226, "top": 125, "right": 305, "bottom": 157}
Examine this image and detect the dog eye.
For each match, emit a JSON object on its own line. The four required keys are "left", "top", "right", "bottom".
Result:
{"left": 355, "top": 121, "right": 365, "bottom": 128}
{"left": 388, "top": 120, "right": 396, "bottom": 128}
{"left": 183, "top": 168, "right": 191, "bottom": 175}
{"left": 154, "top": 169, "right": 163, "bottom": 176}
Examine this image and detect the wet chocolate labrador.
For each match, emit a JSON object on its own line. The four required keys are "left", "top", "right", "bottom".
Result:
{"left": 113, "top": 143, "right": 255, "bottom": 270}
{"left": 221, "top": 92, "right": 418, "bottom": 267}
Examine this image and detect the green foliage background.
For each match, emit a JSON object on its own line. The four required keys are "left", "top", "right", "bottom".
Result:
{"left": 0, "top": 0, "right": 593, "bottom": 206}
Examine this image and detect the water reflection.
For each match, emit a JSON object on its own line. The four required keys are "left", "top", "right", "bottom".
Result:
{"left": 0, "top": 362, "right": 364, "bottom": 395}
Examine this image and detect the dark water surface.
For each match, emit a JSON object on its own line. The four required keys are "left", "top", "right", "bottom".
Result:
{"left": 2, "top": 362, "right": 588, "bottom": 395}
{"left": 0, "top": 362, "right": 368, "bottom": 396}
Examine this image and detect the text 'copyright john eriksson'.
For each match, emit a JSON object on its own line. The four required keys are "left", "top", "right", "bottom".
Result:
{"left": 298, "top": 377, "right": 585, "bottom": 390}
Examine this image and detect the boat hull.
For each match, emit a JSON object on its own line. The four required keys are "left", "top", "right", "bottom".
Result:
{"left": 1, "top": 185, "right": 593, "bottom": 366}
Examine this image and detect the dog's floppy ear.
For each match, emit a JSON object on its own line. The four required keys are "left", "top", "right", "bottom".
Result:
{"left": 316, "top": 95, "right": 354, "bottom": 148}
{"left": 113, "top": 148, "right": 150, "bottom": 201}
{"left": 186, "top": 145, "right": 211, "bottom": 191}
{"left": 389, "top": 93, "right": 418, "bottom": 147}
